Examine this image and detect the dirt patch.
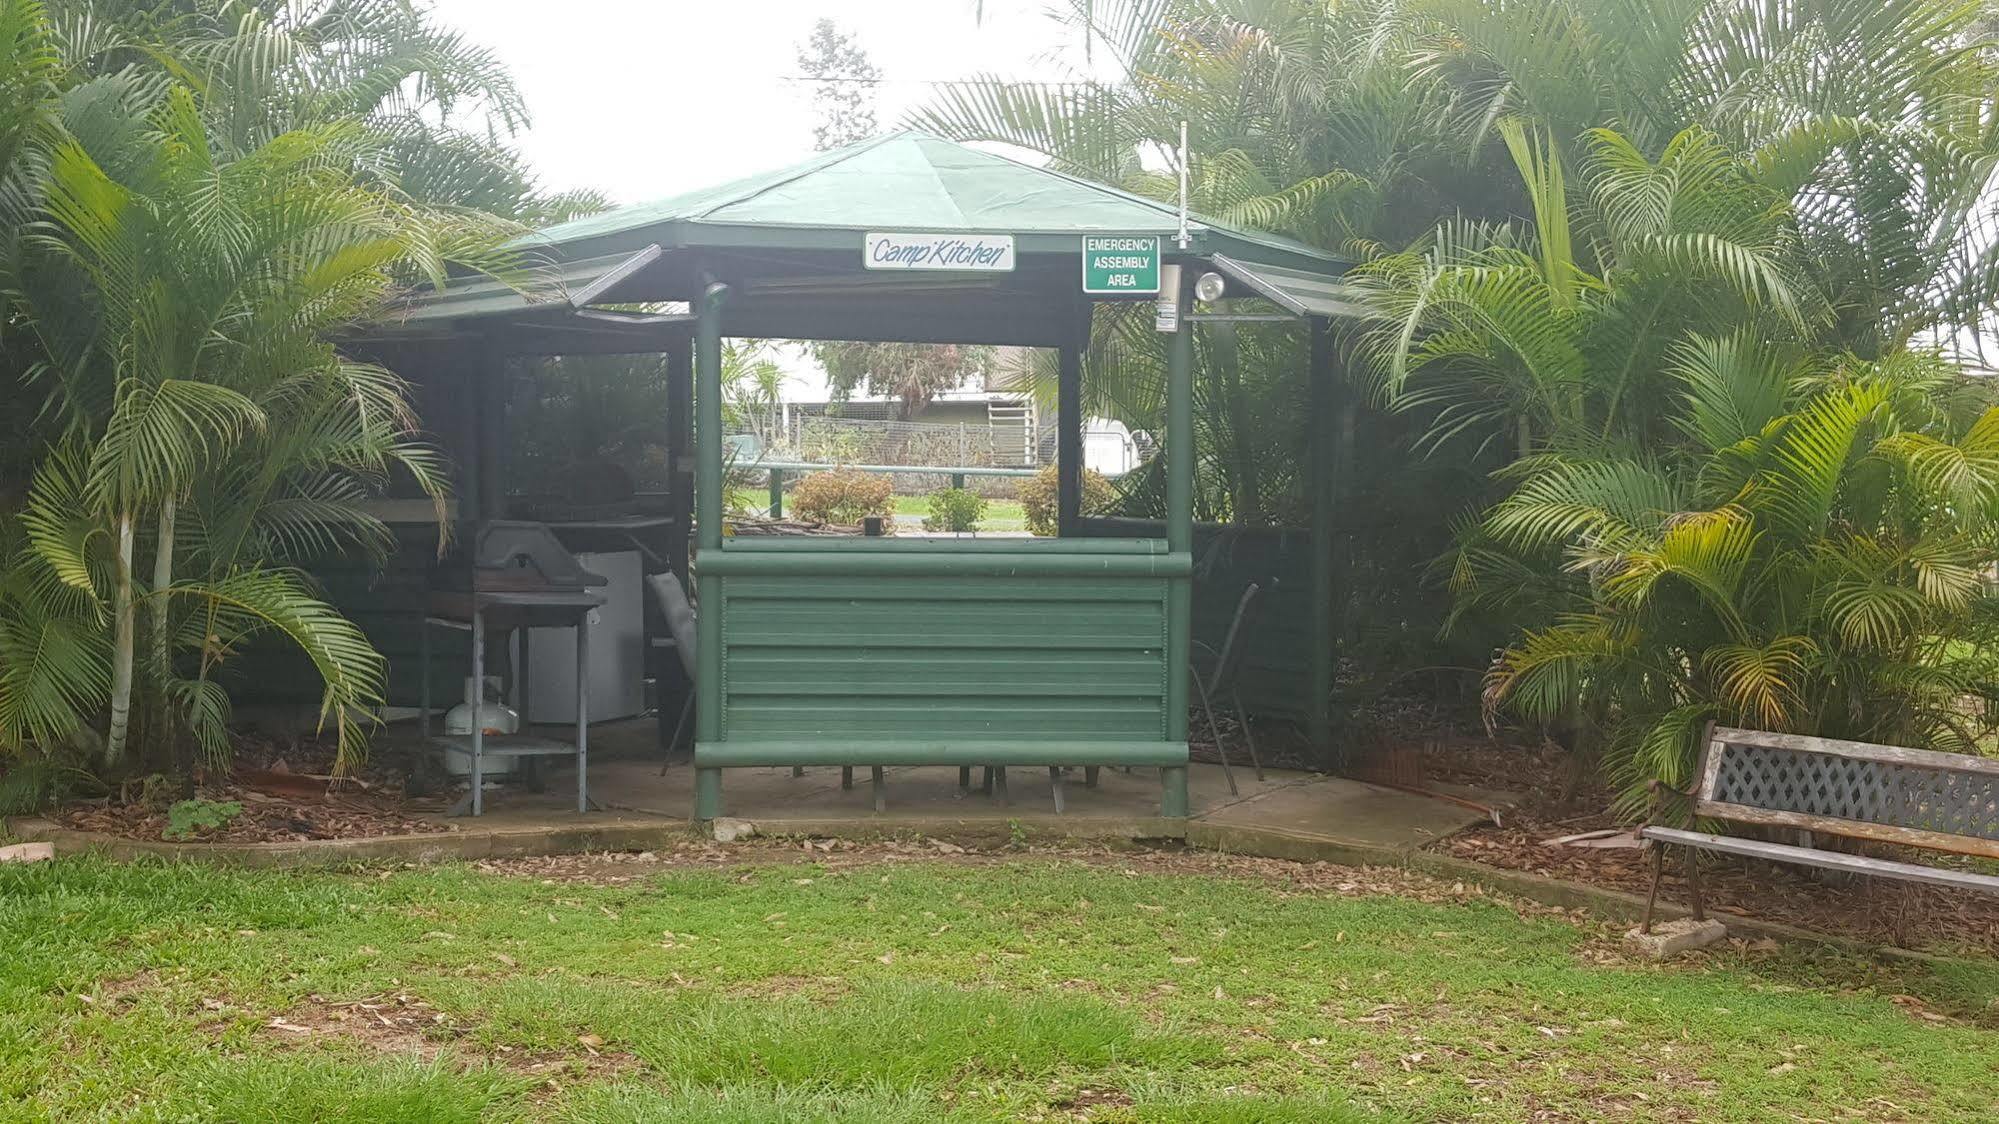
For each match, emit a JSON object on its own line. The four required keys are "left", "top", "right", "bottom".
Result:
{"left": 256, "top": 991, "right": 641, "bottom": 1085}
{"left": 469, "top": 837, "right": 1580, "bottom": 924}
{"left": 1052, "top": 1085, "right": 1135, "bottom": 1117}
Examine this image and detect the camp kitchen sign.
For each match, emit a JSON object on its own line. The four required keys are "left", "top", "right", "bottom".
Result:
{"left": 864, "top": 232, "right": 1015, "bottom": 271}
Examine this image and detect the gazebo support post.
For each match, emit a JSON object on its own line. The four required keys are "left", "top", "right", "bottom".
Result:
{"left": 693, "top": 280, "right": 729, "bottom": 821}
{"left": 1162, "top": 275, "right": 1194, "bottom": 818}
{"left": 1056, "top": 299, "right": 1087, "bottom": 535}
{"left": 1308, "top": 319, "right": 1336, "bottom": 768}
{"left": 665, "top": 332, "right": 694, "bottom": 577}
{"left": 475, "top": 342, "right": 507, "bottom": 520}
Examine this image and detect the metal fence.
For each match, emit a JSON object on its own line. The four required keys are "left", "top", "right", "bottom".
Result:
{"left": 779, "top": 415, "right": 1047, "bottom": 469}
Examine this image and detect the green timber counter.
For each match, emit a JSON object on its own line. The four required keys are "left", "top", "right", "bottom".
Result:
{"left": 691, "top": 536, "right": 1193, "bottom": 817}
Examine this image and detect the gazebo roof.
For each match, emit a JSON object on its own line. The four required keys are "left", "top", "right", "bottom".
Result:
{"left": 366, "top": 132, "right": 1356, "bottom": 351}
{"left": 512, "top": 131, "right": 1344, "bottom": 273}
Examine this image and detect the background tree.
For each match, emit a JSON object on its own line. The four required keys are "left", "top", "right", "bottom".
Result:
{"left": 797, "top": 18, "right": 879, "bottom": 150}
{"left": 797, "top": 20, "right": 992, "bottom": 421}
{"left": 817, "top": 341, "right": 997, "bottom": 420}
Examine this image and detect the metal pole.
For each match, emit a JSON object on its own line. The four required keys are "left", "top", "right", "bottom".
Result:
{"left": 1057, "top": 312, "right": 1085, "bottom": 537}
{"left": 469, "top": 608, "right": 484, "bottom": 817}
{"left": 664, "top": 332, "right": 694, "bottom": 577}
{"left": 1162, "top": 271, "right": 1194, "bottom": 818}
{"left": 575, "top": 608, "right": 590, "bottom": 814}
{"left": 1308, "top": 319, "right": 1335, "bottom": 768}
{"left": 694, "top": 280, "right": 728, "bottom": 820}
{"left": 418, "top": 615, "right": 431, "bottom": 739}
{"left": 768, "top": 468, "right": 784, "bottom": 519}
{"left": 1175, "top": 120, "right": 1191, "bottom": 251}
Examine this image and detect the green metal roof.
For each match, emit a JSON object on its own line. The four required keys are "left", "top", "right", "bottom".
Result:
{"left": 362, "top": 132, "right": 1358, "bottom": 351}
{"left": 512, "top": 132, "right": 1346, "bottom": 274}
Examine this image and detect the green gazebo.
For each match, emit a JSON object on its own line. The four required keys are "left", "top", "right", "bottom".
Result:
{"left": 363, "top": 132, "right": 1357, "bottom": 820}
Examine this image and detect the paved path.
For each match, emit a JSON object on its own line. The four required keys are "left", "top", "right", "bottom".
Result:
{"left": 440, "top": 719, "right": 1498, "bottom": 855}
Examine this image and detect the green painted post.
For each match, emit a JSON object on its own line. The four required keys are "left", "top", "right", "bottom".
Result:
{"left": 1308, "top": 320, "right": 1335, "bottom": 768}
{"left": 950, "top": 472, "right": 965, "bottom": 490}
{"left": 768, "top": 468, "right": 784, "bottom": 518}
{"left": 694, "top": 280, "right": 728, "bottom": 821}
{"left": 1163, "top": 271, "right": 1194, "bottom": 818}
{"left": 1057, "top": 333, "right": 1084, "bottom": 535}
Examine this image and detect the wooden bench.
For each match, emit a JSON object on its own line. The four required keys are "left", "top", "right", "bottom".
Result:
{"left": 1638, "top": 725, "right": 1999, "bottom": 932}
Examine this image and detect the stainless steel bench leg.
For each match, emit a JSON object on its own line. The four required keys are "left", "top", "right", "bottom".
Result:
{"left": 1641, "top": 843, "right": 1665, "bottom": 934}
{"left": 871, "top": 766, "right": 886, "bottom": 813}
{"left": 1685, "top": 845, "right": 1706, "bottom": 923}
{"left": 1049, "top": 766, "right": 1065, "bottom": 813}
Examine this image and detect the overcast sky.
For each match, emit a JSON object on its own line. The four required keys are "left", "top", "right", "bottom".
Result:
{"left": 429, "top": 1, "right": 1075, "bottom": 206}
{"left": 427, "top": 1, "right": 1083, "bottom": 396}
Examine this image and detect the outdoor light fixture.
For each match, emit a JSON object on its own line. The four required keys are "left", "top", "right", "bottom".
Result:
{"left": 1194, "top": 271, "right": 1227, "bottom": 303}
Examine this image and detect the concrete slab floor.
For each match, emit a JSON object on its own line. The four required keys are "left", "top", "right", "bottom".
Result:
{"left": 395, "top": 718, "right": 1500, "bottom": 853}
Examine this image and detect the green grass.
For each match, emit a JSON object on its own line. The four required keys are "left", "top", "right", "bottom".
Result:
{"left": 3, "top": 852, "right": 1995, "bottom": 1121}
{"left": 890, "top": 494, "right": 1026, "bottom": 532}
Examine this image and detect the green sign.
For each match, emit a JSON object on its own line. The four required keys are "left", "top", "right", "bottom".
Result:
{"left": 1082, "top": 235, "right": 1161, "bottom": 294}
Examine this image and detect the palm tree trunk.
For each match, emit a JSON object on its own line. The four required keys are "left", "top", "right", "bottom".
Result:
{"left": 152, "top": 496, "right": 186, "bottom": 788}
{"left": 151, "top": 497, "right": 175, "bottom": 671}
{"left": 105, "top": 512, "right": 136, "bottom": 763}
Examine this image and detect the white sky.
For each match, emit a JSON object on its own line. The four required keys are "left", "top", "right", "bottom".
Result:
{"left": 430, "top": 0, "right": 1080, "bottom": 397}
{"left": 432, "top": 0, "right": 1073, "bottom": 205}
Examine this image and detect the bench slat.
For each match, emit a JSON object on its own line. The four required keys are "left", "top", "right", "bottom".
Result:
{"left": 1640, "top": 826, "right": 1999, "bottom": 894}
{"left": 1691, "top": 800, "right": 1999, "bottom": 861}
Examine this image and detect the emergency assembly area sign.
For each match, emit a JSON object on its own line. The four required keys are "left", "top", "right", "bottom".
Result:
{"left": 863, "top": 232, "right": 1015, "bottom": 271}
{"left": 1082, "top": 235, "right": 1161, "bottom": 294}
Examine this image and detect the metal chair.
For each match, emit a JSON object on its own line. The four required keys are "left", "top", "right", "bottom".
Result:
{"left": 1192, "top": 581, "right": 1267, "bottom": 796}
{"left": 647, "top": 573, "right": 696, "bottom": 773}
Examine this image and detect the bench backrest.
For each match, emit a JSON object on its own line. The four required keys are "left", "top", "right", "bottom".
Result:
{"left": 1695, "top": 727, "right": 1999, "bottom": 860}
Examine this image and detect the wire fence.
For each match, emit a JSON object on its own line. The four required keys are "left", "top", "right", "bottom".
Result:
{"left": 738, "top": 414, "right": 1050, "bottom": 470}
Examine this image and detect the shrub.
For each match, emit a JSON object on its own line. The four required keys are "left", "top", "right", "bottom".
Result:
{"left": 789, "top": 468, "right": 896, "bottom": 529}
{"left": 1019, "top": 464, "right": 1114, "bottom": 536}
{"left": 922, "top": 487, "right": 987, "bottom": 532}
{"left": 163, "top": 798, "right": 243, "bottom": 840}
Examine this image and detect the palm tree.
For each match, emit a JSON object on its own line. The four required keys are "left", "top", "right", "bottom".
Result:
{"left": 8, "top": 80, "right": 483, "bottom": 775}
{"left": 1477, "top": 349, "right": 1999, "bottom": 811}
{"left": 1358, "top": 122, "right": 1822, "bottom": 461}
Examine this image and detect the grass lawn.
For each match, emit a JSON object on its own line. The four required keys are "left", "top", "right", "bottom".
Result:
{"left": 890, "top": 494, "right": 1027, "bottom": 533}
{"left": 3, "top": 848, "right": 1995, "bottom": 1122}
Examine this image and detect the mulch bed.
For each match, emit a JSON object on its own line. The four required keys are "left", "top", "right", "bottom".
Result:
{"left": 49, "top": 732, "right": 451, "bottom": 844}
{"left": 1422, "top": 737, "right": 1999, "bottom": 956}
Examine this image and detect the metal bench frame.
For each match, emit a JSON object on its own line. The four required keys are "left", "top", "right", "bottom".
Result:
{"left": 1638, "top": 724, "right": 1999, "bottom": 932}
